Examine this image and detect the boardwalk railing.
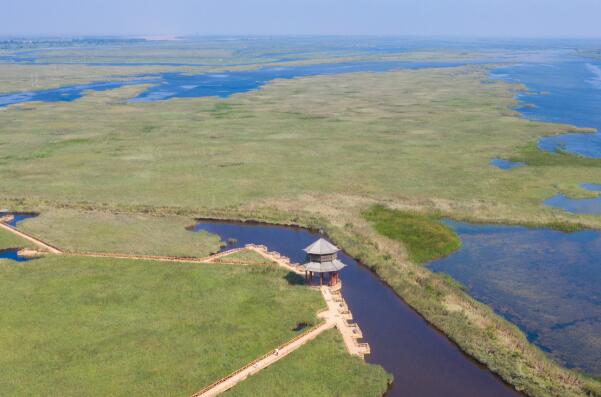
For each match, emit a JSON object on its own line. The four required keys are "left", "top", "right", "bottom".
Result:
{"left": 190, "top": 321, "right": 327, "bottom": 397}
{"left": 0, "top": 221, "right": 62, "bottom": 253}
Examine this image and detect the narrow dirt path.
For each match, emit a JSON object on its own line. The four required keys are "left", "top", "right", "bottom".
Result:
{"left": 0, "top": 221, "right": 62, "bottom": 254}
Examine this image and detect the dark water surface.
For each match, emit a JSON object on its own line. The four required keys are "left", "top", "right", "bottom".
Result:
{"left": 191, "top": 220, "right": 521, "bottom": 397}
{"left": 493, "top": 60, "right": 601, "bottom": 158}
{"left": 0, "top": 59, "right": 487, "bottom": 108}
{"left": 1, "top": 213, "right": 39, "bottom": 227}
{"left": 429, "top": 220, "right": 601, "bottom": 375}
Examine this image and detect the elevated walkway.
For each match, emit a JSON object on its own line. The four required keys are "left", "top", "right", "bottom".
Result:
{"left": 320, "top": 285, "right": 370, "bottom": 358}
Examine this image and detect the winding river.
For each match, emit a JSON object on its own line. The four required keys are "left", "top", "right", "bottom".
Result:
{"left": 191, "top": 220, "right": 521, "bottom": 397}
{"left": 0, "top": 59, "right": 491, "bottom": 108}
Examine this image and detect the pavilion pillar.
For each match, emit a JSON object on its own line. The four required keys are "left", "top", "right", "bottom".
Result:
{"left": 320, "top": 273, "right": 323, "bottom": 286}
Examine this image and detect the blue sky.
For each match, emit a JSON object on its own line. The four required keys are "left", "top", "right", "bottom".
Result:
{"left": 2, "top": 0, "right": 601, "bottom": 38}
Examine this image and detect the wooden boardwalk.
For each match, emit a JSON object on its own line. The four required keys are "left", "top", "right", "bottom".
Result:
{"left": 191, "top": 320, "right": 336, "bottom": 397}
{"left": 320, "top": 286, "right": 370, "bottom": 357}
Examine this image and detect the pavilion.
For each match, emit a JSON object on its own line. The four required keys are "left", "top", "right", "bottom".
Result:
{"left": 302, "top": 238, "right": 346, "bottom": 286}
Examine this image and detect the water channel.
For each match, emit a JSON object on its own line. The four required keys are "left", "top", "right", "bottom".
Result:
{"left": 191, "top": 220, "right": 521, "bottom": 397}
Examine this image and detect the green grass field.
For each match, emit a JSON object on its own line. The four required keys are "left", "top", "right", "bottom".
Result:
{"left": 362, "top": 205, "right": 460, "bottom": 263}
{"left": 0, "top": 255, "right": 375, "bottom": 396}
{"left": 16, "top": 208, "right": 221, "bottom": 257}
{"left": 0, "top": 227, "right": 32, "bottom": 250}
{"left": 0, "top": 229, "right": 32, "bottom": 250}
{"left": 226, "top": 330, "right": 392, "bottom": 397}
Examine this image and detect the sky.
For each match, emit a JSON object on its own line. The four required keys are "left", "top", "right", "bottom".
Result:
{"left": 2, "top": 0, "right": 601, "bottom": 38}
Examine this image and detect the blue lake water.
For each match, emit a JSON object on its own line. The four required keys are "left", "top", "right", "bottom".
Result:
{"left": 543, "top": 183, "right": 601, "bottom": 215}
{"left": 545, "top": 193, "right": 601, "bottom": 215}
{"left": 429, "top": 220, "right": 601, "bottom": 375}
{"left": 0, "top": 213, "right": 39, "bottom": 227}
{"left": 191, "top": 220, "right": 521, "bottom": 397}
{"left": 493, "top": 60, "right": 601, "bottom": 158}
{"left": 490, "top": 159, "right": 525, "bottom": 170}
{"left": 0, "top": 249, "right": 33, "bottom": 262}
{"left": 0, "top": 79, "right": 156, "bottom": 108}
{"left": 0, "top": 59, "right": 487, "bottom": 108}
{"left": 582, "top": 183, "right": 601, "bottom": 191}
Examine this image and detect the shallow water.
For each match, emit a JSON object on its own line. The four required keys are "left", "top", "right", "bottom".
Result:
{"left": 0, "top": 79, "right": 155, "bottom": 108}
{"left": 429, "top": 220, "right": 601, "bottom": 375}
{"left": 493, "top": 60, "right": 601, "bottom": 158}
{"left": 545, "top": 193, "right": 601, "bottom": 215}
{"left": 191, "top": 220, "right": 521, "bottom": 397}
{"left": 582, "top": 183, "right": 601, "bottom": 192}
{"left": 129, "top": 60, "right": 486, "bottom": 103}
{"left": 490, "top": 158, "right": 525, "bottom": 170}
{"left": 0, "top": 59, "right": 486, "bottom": 108}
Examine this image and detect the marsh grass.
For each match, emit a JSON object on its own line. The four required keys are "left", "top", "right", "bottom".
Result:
{"left": 17, "top": 208, "right": 221, "bottom": 257}
{"left": 0, "top": 227, "right": 33, "bottom": 250}
{"left": 363, "top": 205, "right": 460, "bottom": 264}
{"left": 0, "top": 255, "right": 327, "bottom": 396}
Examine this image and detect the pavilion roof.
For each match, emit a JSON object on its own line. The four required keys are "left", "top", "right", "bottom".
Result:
{"left": 302, "top": 259, "right": 346, "bottom": 273}
{"left": 303, "top": 238, "right": 340, "bottom": 255}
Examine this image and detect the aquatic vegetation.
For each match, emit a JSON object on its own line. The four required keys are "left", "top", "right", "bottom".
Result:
{"left": 429, "top": 221, "right": 601, "bottom": 375}
{"left": 362, "top": 205, "right": 460, "bottom": 264}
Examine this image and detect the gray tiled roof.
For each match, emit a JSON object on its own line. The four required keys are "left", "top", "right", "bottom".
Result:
{"left": 303, "top": 238, "right": 340, "bottom": 255}
{"left": 302, "top": 259, "right": 346, "bottom": 273}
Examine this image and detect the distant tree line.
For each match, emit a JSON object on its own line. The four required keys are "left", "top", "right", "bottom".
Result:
{"left": 0, "top": 37, "right": 146, "bottom": 50}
